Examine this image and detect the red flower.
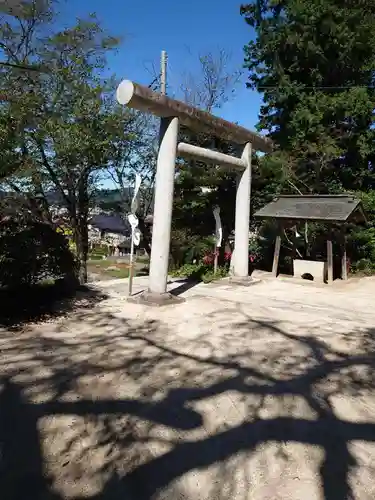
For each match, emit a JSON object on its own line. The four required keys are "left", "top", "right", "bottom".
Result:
{"left": 224, "top": 251, "right": 232, "bottom": 262}
{"left": 203, "top": 254, "right": 214, "bottom": 265}
{"left": 249, "top": 255, "right": 255, "bottom": 263}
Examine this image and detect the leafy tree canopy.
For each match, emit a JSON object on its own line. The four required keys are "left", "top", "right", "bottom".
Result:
{"left": 0, "top": 0, "right": 134, "bottom": 283}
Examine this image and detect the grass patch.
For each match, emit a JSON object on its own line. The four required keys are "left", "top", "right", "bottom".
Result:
{"left": 87, "top": 259, "right": 146, "bottom": 279}
{"left": 136, "top": 255, "right": 150, "bottom": 264}
{"left": 170, "top": 263, "right": 228, "bottom": 283}
{"left": 88, "top": 259, "right": 116, "bottom": 268}
{"left": 104, "top": 268, "right": 130, "bottom": 279}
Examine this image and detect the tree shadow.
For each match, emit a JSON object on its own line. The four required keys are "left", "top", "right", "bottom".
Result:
{"left": 0, "top": 303, "right": 375, "bottom": 499}
{"left": 113, "top": 313, "right": 375, "bottom": 500}
{"left": 137, "top": 266, "right": 150, "bottom": 277}
{"left": 0, "top": 377, "right": 59, "bottom": 500}
{"left": 0, "top": 282, "right": 108, "bottom": 329}
{"left": 170, "top": 279, "right": 200, "bottom": 296}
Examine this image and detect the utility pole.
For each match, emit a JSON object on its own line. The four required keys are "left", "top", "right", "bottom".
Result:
{"left": 160, "top": 50, "right": 167, "bottom": 95}
{"left": 128, "top": 50, "right": 167, "bottom": 297}
{"left": 146, "top": 49, "right": 176, "bottom": 299}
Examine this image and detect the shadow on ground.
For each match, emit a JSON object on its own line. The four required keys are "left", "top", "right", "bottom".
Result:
{"left": 0, "top": 282, "right": 108, "bottom": 330}
{"left": 170, "top": 279, "right": 200, "bottom": 296}
{"left": 1, "top": 302, "right": 375, "bottom": 499}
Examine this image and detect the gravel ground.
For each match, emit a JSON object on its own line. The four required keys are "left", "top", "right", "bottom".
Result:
{"left": 1, "top": 275, "right": 375, "bottom": 500}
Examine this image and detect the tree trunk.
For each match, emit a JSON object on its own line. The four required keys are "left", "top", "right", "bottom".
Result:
{"left": 73, "top": 223, "right": 89, "bottom": 285}
{"left": 77, "top": 248, "right": 88, "bottom": 285}
{"left": 76, "top": 171, "right": 90, "bottom": 285}
{"left": 138, "top": 216, "right": 152, "bottom": 256}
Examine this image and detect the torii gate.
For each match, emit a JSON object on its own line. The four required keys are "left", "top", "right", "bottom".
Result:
{"left": 116, "top": 80, "right": 272, "bottom": 305}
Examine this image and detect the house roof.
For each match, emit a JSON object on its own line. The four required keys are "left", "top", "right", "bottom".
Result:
{"left": 254, "top": 195, "right": 366, "bottom": 223}
{"left": 89, "top": 214, "right": 130, "bottom": 235}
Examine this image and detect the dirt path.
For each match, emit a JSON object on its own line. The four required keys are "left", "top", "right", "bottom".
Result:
{"left": 1, "top": 276, "right": 375, "bottom": 499}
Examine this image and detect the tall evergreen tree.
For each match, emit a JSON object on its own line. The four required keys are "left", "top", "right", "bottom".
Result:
{"left": 241, "top": 0, "right": 375, "bottom": 193}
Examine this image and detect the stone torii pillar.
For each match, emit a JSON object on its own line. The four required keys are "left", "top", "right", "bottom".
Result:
{"left": 231, "top": 142, "right": 252, "bottom": 285}
{"left": 146, "top": 117, "right": 179, "bottom": 302}
{"left": 116, "top": 80, "right": 272, "bottom": 306}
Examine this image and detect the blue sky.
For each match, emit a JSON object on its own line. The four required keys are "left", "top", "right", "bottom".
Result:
{"left": 59, "top": 0, "right": 262, "bottom": 131}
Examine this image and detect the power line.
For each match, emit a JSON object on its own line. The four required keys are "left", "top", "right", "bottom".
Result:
{"left": 259, "top": 85, "right": 375, "bottom": 90}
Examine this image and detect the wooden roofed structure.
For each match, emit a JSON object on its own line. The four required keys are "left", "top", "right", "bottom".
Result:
{"left": 254, "top": 195, "right": 366, "bottom": 284}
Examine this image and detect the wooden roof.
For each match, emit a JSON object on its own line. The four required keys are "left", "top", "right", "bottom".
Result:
{"left": 254, "top": 195, "right": 366, "bottom": 223}
{"left": 89, "top": 214, "right": 130, "bottom": 236}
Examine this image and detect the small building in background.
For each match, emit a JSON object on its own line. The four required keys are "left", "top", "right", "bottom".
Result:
{"left": 89, "top": 214, "right": 131, "bottom": 256}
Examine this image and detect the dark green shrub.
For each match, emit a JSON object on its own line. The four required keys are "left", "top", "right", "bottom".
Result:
{"left": 171, "top": 263, "right": 208, "bottom": 280}
{"left": 201, "top": 266, "right": 228, "bottom": 283}
{"left": 171, "top": 262, "right": 228, "bottom": 282}
{"left": 0, "top": 200, "right": 76, "bottom": 288}
{"left": 170, "top": 228, "right": 216, "bottom": 268}
{"left": 346, "top": 191, "right": 375, "bottom": 274}
{"left": 350, "top": 258, "right": 375, "bottom": 275}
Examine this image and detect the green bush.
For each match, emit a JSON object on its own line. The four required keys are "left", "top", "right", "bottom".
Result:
{"left": 350, "top": 258, "right": 375, "bottom": 275}
{"left": 0, "top": 199, "right": 76, "bottom": 288}
{"left": 356, "top": 258, "right": 373, "bottom": 271}
{"left": 201, "top": 266, "right": 228, "bottom": 283}
{"left": 248, "top": 236, "right": 262, "bottom": 260}
{"left": 171, "top": 263, "right": 207, "bottom": 279}
{"left": 170, "top": 228, "right": 216, "bottom": 268}
{"left": 345, "top": 191, "right": 375, "bottom": 275}
{"left": 171, "top": 262, "right": 228, "bottom": 282}
{"left": 136, "top": 255, "right": 150, "bottom": 263}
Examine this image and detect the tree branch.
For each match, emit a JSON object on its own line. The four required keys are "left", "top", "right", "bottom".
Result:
{"left": 33, "top": 136, "right": 72, "bottom": 210}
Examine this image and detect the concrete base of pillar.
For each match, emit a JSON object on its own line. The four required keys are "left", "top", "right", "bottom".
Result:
{"left": 128, "top": 290, "right": 185, "bottom": 307}
{"left": 229, "top": 276, "right": 260, "bottom": 287}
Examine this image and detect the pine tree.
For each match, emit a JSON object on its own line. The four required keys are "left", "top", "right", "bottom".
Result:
{"left": 241, "top": 0, "right": 375, "bottom": 193}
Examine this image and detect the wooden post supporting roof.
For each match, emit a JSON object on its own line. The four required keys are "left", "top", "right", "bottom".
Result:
{"left": 327, "top": 238, "right": 333, "bottom": 284}
{"left": 272, "top": 233, "right": 282, "bottom": 277}
{"left": 116, "top": 80, "right": 273, "bottom": 152}
{"left": 341, "top": 232, "right": 348, "bottom": 281}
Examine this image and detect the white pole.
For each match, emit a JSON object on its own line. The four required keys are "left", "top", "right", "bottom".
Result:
{"left": 127, "top": 175, "right": 141, "bottom": 297}
{"left": 128, "top": 231, "right": 135, "bottom": 296}
{"left": 233, "top": 142, "right": 252, "bottom": 279}
{"left": 213, "top": 206, "right": 222, "bottom": 276}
